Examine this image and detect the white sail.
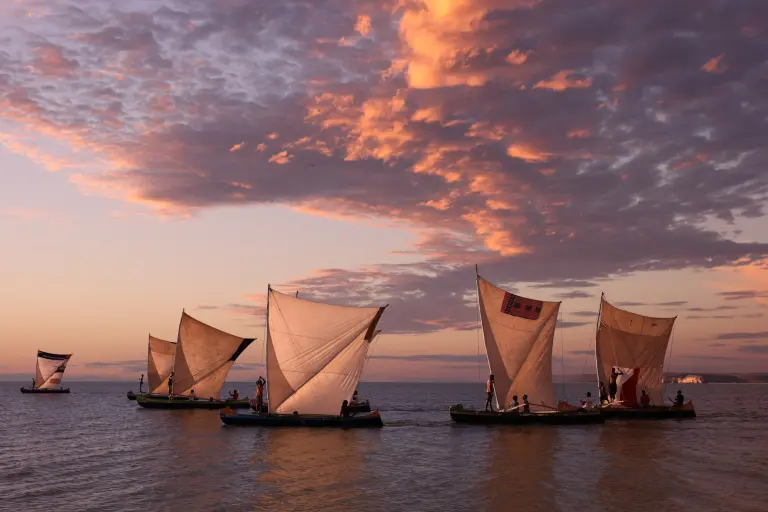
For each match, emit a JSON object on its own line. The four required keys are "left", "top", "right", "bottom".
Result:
{"left": 147, "top": 335, "right": 176, "bottom": 394}
{"left": 266, "top": 288, "right": 386, "bottom": 415}
{"left": 172, "top": 312, "right": 254, "bottom": 399}
{"left": 478, "top": 275, "right": 560, "bottom": 410}
{"left": 595, "top": 296, "right": 675, "bottom": 406}
{"left": 35, "top": 350, "right": 73, "bottom": 389}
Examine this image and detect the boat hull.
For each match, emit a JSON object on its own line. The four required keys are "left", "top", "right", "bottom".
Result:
{"left": 450, "top": 407, "right": 603, "bottom": 425}
{"left": 20, "top": 387, "right": 70, "bottom": 394}
{"left": 219, "top": 409, "right": 384, "bottom": 428}
{"left": 600, "top": 402, "right": 696, "bottom": 420}
{"left": 136, "top": 395, "right": 249, "bottom": 410}
{"left": 127, "top": 391, "right": 137, "bottom": 400}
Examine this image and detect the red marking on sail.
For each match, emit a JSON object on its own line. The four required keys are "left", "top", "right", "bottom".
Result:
{"left": 619, "top": 369, "right": 640, "bottom": 406}
{"left": 501, "top": 292, "right": 543, "bottom": 320}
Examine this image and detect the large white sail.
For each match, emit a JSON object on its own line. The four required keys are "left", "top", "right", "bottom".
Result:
{"left": 595, "top": 296, "right": 675, "bottom": 406}
{"left": 172, "top": 312, "right": 254, "bottom": 399}
{"left": 478, "top": 275, "right": 560, "bottom": 410}
{"left": 266, "top": 287, "right": 386, "bottom": 415}
{"left": 35, "top": 350, "right": 73, "bottom": 389}
{"left": 147, "top": 335, "right": 176, "bottom": 394}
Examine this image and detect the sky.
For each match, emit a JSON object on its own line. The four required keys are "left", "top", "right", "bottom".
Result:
{"left": 1, "top": 0, "right": 767, "bottom": 382}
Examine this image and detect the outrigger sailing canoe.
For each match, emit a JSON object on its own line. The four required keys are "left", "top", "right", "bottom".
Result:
{"left": 595, "top": 295, "right": 695, "bottom": 419}
{"left": 20, "top": 350, "right": 73, "bottom": 394}
{"left": 127, "top": 335, "right": 176, "bottom": 400}
{"left": 220, "top": 286, "right": 386, "bottom": 428}
{"left": 450, "top": 272, "right": 602, "bottom": 425}
{"left": 136, "top": 311, "right": 254, "bottom": 410}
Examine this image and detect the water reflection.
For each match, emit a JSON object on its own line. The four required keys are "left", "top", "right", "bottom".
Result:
{"left": 257, "top": 429, "right": 371, "bottom": 511}
{"left": 485, "top": 427, "right": 560, "bottom": 512}
{"left": 594, "top": 423, "right": 679, "bottom": 512}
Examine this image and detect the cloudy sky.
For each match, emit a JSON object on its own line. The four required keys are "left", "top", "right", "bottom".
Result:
{"left": 1, "top": 0, "right": 766, "bottom": 382}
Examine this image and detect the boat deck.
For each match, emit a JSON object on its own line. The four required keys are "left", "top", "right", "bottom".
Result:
{"left": 20, "top": 387, "right": 70, "bottom": 394}
{"left": 220, "top": 409, "right": 384, "bottom": 428}
{"left": 600, "top": 402, "right": 696, "bottom": 419}
{"left": 450, "top": 407, "right": 603, "bottom": 425}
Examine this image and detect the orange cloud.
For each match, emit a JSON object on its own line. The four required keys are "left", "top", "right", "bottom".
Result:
{"left": 534, "top": 70, "right": 593, "bottom": 91}
{"left": 507, "top": 143, "right": 552, "bottom": 162}
{"left": 505, "top": 50, "right": 531, "bottom": 65}
{"left": 268, "top": 150, "right": 293, "bottom": 164}
{"left": 229, "top": 141, "right": 246, "bottom": 152}
{"left": 701, "top": 54, "right": 727, "bottom": 73}
{"left": 355, "top": 15, "right": 372, "bottom": 36}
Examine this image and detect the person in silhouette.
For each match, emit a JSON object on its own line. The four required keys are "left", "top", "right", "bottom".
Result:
{"left": 485, "top": 374, "right": 495, "bottom": 412}
{"left": 609, "top": 368, "right": 623, "bottom": 402}
{"left": 581, "top": 392, "right": 594, "bottom": 409}
{"left": 190, "top": 389, "right": 196, "bottom": 400}
{"left": 229, "top": 389, "right": 239, "bottom": 400}
{"left": 31, "top": 377, "right": 35, "bottom": 389}
{"left": 139, "top": 373, "right": 144, "bottom": 393}
{"left": 168, "top": 372, "right": 174, "bottom": 397}
{"left": 511, "top": 394, "right": 520, "bottom": 411}
{"left": 522, "top": 394, "right": 530, "bottom": 413}
{"left": 673, "top": 390, "right": 684, "bottom": 407}
{"left": 640, "top": 389, "right": 651, "bottom": 407}
{"left": 340, "top": 400, "right": 350, "bottom": 418}
{"left": 598, "top": 381, "right": 608, "bottom": 404}
{"left": 352, "top": 389, "right": 359, "bottom": 404}
{"left": 255, "top": 376, "right": 266, "bottom": 411}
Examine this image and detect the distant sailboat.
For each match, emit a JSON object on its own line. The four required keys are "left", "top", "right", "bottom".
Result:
{"left": 137, "top": 312, "right": 254, "bottom": 409}
{"left": 20, "top": 350, "right": 73, "bottom": 394}
{"left": 127, "top": 335, "right": 176, "bottom": 400}
{"left": 595, "top": 294, "right": 695, "bottom": 419}
{"left": 220, "top": 286, "right": 386, "bottom": 427}
{"left": 450, "top": 272, "right": 602, "bottom": 424}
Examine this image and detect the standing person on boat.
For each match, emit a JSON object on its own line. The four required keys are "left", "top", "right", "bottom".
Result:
{"left": 352, "top": 389, "right": 359, "bottom": 404}
{"left": 522, "top": 395, "right": 530, "bottom": 413}
{"left": 190, "top": 389, "right": 196, "bottom": 400}
{"left": 255, "top": 376, "right": 266, "bottom": 411}
{"left": 31, "top": 377, "right": 35, "bottom": 388}
{"left": 485, "top": 374, "right": 495, "bottom": 412}
{"left": 340, "top": 400, "right": 350, "bottom": 418}
{"left": 139, "top": 373, "right": 144, "bottom": 393}
{"left": 229, "top": 389, "right": 239, "bottom": 400}
{"left": 640, "top": 390, "right": 651, "bottom": 407}
{"left": 598, "top": 382, "right": 608, "bottom": 405}
{"left": 673, "top": 390, "right": 684, "bottom": 407}
{"left": 609, "top": 367, "right": 623, "bottom": 402}
{"left": 167, "top": 371, "right": 174, "bottom": 397}
{"left": 511, "top": 395, "right": 519, "bottom": 411}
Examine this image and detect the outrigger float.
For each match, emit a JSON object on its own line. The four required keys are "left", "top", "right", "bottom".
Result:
{"left": 594, "top": 295, "right": 696, "bottom": 420}
{"left": 450, "top": 271, "right": 604, "bottom": 426}
{"left": 135, "top": 311, "right": 255, "bottom": 410}
{"left": 219, "top": 286, "right": 387, "bottom": 428}
{"left": 20, "top": 350, "right": 73, "bottom": 394}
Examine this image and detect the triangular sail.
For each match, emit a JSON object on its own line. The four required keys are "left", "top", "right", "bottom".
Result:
{"left": 147, "top": 335, "right": 176, "bottom": 394}
{"left": 34, "top": 350, "right": 73, "bottom": 389}
{"left": 477, "top": 275, "right": 560, "bottom": 410}
{"left": 171, "top": 312, "right": 254, "bottom": 399}
{"left": 266, "top": 288, "right": 385, "bottom": 415}
{"left": 595, "top": 296, "right": 675, "bottom": 406}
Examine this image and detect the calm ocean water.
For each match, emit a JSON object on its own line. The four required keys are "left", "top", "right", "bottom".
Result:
{"left": 1, "top": 381, "right": 766, "bottom": 512}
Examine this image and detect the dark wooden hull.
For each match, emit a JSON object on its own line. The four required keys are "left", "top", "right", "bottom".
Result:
{"left": 219, "top": 410, "right": 384, "bottom": 428}
{"left": 136, "top": 396, "right": 251, "bottom": 410}
{"left": 600, "top": 402, "right": 696, "bottom": 420}
{"left": 450, "top": 408, "right": 604, "bottom": 425}
{"left": 20, "top": 387, "right": 70, "bottom": 394}
{"left": 127, "top": 391, "right": 137, "bottom": 400}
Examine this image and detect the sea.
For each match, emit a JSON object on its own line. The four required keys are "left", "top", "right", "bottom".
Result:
{"left": 1, "top": 382, "right": 766, "bottom": 512}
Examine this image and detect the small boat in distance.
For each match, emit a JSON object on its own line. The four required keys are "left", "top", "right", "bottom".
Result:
{"left": 20, "top": 350, "right": 73, "bottom": 394}
{"left": 136, "top": 311, "right": 254, "bottom": 410}
{"left": 220, "top": 286, "right": 386, "bottom": 427}
{"left": 128, "top": 335, "right": 177, "bottom": 400}
{"left": 595, "top": 294, "right": 695, "bottom": 419}
{"left": 450, "top": 271, "right": 602, "bottom": 425}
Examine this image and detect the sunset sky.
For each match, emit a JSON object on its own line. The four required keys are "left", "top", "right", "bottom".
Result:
{"left": 1, "top": 0, "right": 766, "bottom": 382}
